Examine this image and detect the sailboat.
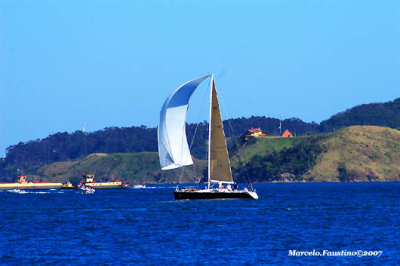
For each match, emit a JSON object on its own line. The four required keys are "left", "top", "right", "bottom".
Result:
{"left": 158, "top": 75, "right": 258, "bottom": 200}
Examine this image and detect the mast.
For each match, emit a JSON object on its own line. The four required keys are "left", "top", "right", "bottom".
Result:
{"left": 207, "top": 74, "right": 213, "bottom": 189}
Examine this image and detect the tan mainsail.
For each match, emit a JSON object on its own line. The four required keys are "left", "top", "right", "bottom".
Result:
{"left": 208, "top": 76, "right": 233, "bottom": 183}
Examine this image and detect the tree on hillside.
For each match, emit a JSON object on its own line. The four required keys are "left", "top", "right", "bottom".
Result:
{"left": 320, "top": 98, "right": 400, "bottom": 132}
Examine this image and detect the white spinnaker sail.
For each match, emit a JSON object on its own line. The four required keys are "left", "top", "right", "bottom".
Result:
{"left": 158, "top": 75, "right": 209, "bottom": 170}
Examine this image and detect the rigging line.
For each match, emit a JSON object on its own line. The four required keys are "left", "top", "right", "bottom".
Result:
{"left": 178, "top": 164, "right": 185, "bottom": 184}
{"left": 178, "top": 76, "right": 206, "bottom": 183}
{"left": 177, "top": 121, "right": 186, "bottom": 184}
{"left": 186, "top": 77, "right": 211, "bottom": 185}
{"left": 187, "top": 121, "right": 201, "bottom": 185}
{"left": 188, "top": 77, "right": 210, "bottom": 149}
{"left": 218, "top": 90, "right": 251, "bottom": 186}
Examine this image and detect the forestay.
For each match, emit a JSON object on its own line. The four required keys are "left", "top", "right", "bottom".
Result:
{"left": 158, "top": 75, "right": 209, "bottom": 170}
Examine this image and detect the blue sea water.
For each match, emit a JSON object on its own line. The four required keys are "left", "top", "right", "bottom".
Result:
{"left": 0, "top": 183, "right": 399, "bottom": 265}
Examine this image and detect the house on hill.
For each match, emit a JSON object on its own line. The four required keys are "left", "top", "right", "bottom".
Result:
{"left": 281, "top": 129, "right": 293, "bottom": 138}
{"left": 244, "top": 128, "right": 266, "bottom": 141}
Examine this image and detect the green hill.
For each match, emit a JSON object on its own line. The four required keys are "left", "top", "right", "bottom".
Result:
{"left": 237, "top": 126, "right": 400, "bottom": 182}
{"left": 319, "top": 98, "right": 400, "bottom": 132}
{"left": 305, "top": 126, "right": 400, "bottom": 181}
{"left": 232, "top": 136, "right": 305, "bottom": 164}
{"left": 0, "top": 116, "right": 317, "bottom": 178}
{"left": 5, "top": 125, "right": 400, "bottom": 184}
{"left": 37, "top": 152, "right": 207, "bottom": 185}
{"left": 2, "top": 97, "right": 400, "bottom": 181}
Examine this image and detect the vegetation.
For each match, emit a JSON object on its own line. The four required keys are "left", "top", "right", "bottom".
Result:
{"left": 320, "top": 97, "right": 400, "bottom": 132}
{"left": 37, "top": 153, "right": 207, "bottom": 185}
{"left": 2, "top": 97, "right": 400, "bottom": 182}
{"left": 235, "top": 126, "right": 400, "bottom": 182}
{"left": 232, "top": 135, "right": 326, "bottom": 182}
{"left": 305, "top": 126, "right": 400, "bottom": 182}
{"left": 0, "top": 116, "right": 317, "bottom": 178}
{"left": 3, "top": 125, "right": 400, "bottom": 183}
{"left": 1, "top": 126, "right": 157, "bottom": 177}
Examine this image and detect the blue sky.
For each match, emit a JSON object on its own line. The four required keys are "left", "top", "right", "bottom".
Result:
{"left": 1, "top": 0, "right": 399, "bottom": 157}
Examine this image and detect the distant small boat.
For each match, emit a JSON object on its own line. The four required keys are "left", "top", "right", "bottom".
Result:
{"left": 0, "top": 175, "right": 63, "bottom": 190}
{"left": 6, "top": 189, "right": 28, "bottom": 194}
{"left": 80, "top": 174, "right": 130, "bottom": 189}
{"left": 61, "top": 181, "right": 78, "bottom": 190}
{"left": 158, "top": 75, "right": 258, "bottom": 200}
{"left": 133, "top": 185, "right": 147, "bottom": 189}
{"left": 80, "top": 186, "right": 95, "bottom": 194}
